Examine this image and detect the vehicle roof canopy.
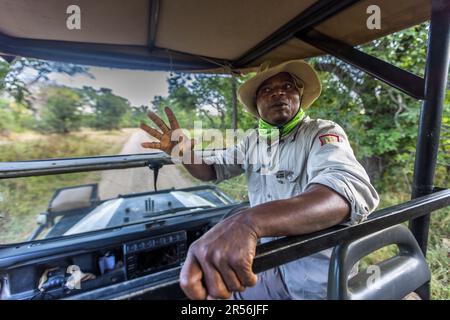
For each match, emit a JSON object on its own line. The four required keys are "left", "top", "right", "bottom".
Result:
{"left": 0, "top": 0, "right": 431, "bottom": 72}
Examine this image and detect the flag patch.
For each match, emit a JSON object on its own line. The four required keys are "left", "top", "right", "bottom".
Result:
{"left": 319, "top": 134, "right": 341, "bottom": 146}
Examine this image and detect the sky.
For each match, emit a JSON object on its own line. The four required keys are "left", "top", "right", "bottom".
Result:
{"left": 48, "top": 66, "right": 170, "bottom": 107}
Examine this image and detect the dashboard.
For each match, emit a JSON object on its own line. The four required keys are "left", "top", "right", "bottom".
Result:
{"left": 0, "top": 204, "right": 241, "bottom": 300}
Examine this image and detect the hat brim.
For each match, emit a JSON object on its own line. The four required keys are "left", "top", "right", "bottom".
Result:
{"left": 237, "top": 60, "right": 321, "bottom": 118}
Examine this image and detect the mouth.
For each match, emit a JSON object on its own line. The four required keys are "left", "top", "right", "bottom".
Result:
{"left": 270, "top": 101, "right": 289, "bottom": 108}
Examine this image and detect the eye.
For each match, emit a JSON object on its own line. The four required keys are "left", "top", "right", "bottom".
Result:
{"left": 284, "top": 83, "right": 293, "bottom": 90}
{"left": 260, "top": 87, "right": 271, "bottom": 94}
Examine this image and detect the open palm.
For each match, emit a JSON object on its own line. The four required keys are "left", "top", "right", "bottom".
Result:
{"left": 140, "top": 107, "right": 193, "bottom": 158}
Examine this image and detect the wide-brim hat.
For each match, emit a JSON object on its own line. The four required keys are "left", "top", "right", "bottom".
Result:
{"left": 238, "top": 59, "right": 322, "bottom": 118}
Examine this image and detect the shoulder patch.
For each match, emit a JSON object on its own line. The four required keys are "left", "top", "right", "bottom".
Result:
{"left": 319, "top": 133, "right": 341, "bottom": 146}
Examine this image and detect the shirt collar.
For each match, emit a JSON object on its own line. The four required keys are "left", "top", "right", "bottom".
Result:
{"left": 280, "top": 115, "right": 310, "bottom": 143}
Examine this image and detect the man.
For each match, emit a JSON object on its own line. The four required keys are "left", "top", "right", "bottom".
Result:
{"left": 140, "top": 59, "right": 379, "bottom": 300}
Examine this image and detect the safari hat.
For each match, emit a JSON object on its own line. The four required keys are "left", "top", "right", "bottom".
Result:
{"left": 238, "top": 59, "right": 321, "bottom": 118}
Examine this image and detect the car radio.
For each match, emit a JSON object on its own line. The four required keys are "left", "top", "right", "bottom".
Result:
{"left": 123, "top": 231, "right": 187, "bottom": 279}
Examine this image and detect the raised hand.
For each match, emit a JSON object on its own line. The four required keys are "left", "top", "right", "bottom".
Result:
{"left": 140, "top": 107, "right": 194, "bottom": 159}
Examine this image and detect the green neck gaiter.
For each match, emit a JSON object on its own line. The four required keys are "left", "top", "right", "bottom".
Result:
{"left": 258, "top": 108, "right": 306, "bottom": 139}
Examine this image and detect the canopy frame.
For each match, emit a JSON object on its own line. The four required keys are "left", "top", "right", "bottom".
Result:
{"left": 231, "top": 0, "right": 361, "bottom": 67}
{"left": 298, "top": 31, "right": 426, "bottom": 99}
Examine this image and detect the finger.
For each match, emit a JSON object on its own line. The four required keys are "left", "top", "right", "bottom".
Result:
{"left": 141, "top": 142, "right": 161, "bottom": 149}
{"left": 147, "top": 111, "right": 170, "bottom": 133}
{"left": 216, "top": 261, "right": 245, "bottom": 292}
{"left": 198, "top": 260, "right": 231, "bottom": 299}
{"left": 211, "top": 251, "right": 245, "bottom": 292}
{"left": 233, "top": 262, "right": 258, "bottom": 288}
{"left": 140, "top": 123, "right": 163, "bottom": 140}
{"left": 164, "top": 107, "right": 180, "bottom": 130}
{"left": 179, "top": 254, "right": 207, "bottom": 300}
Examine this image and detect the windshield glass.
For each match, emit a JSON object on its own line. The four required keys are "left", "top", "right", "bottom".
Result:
{"left": 0, "top": 57, "right": 246, "bottom": 245}
{"left": 0, "top": 167, "right": 235, "bottom": 244}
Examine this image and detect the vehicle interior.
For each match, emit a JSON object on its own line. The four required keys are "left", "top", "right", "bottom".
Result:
{"left": 0, "top": 0, "right": 449, "bottom": 300}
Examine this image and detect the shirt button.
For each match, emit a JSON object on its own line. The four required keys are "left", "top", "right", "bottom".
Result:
{"left": 267, "top": 194, "right": 271, "bottom": 198}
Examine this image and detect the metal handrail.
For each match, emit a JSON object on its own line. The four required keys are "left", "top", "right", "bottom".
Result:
{"left": 0, "top": 150, "right": 226, "bottom": 179}
{"left": 0, "top": 152, "right": 173, "bottom": 178}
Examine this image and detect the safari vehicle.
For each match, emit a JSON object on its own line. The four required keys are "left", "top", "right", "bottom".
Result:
{"left": 0, "top": 0, "right": 449, "bottom": 300}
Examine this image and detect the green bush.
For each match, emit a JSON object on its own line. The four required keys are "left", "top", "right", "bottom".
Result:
{"left": 39, "top": 87, "right": 83, "bottom": 134}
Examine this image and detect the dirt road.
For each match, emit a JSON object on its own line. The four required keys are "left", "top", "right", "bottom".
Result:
{"left": 98, "top": 129, "right": 194, "bottom": 199}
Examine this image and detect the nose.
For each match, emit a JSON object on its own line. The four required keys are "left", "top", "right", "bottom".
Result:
{"left": 271, "top": 85, "right": 286, "bottom": 97}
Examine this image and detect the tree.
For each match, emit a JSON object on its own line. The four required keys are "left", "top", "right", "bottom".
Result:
{"left": 0, "top": 57, "right": 91, "bottom": 109}
{"left": 151, "top": 74, "right": 199, "bottom": 129}
{"left": 152, "top": 72, "right": 255, "bottom": 131}
{"left": 308, "top": 23, "right": 430, "bottom": 190}
{"left": 118, "top": 105, "right": 150, "bottom": 128}
{"left": 40, "top": 86, "right": 83, "bottom": 134}
{"left": 79, "top": 86, "right": 130, "bottom": 130}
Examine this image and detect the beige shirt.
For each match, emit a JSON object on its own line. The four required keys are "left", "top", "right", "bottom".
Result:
{"left": 204, "top": 116, "right": 380, "bottom": 299}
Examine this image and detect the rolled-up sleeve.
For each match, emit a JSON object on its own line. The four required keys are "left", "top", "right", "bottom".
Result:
{"left": 304, "top": 121, "right": 379, "bottom": 225}
{"left": 203, "top": 139, "right": 246, "bottom": 184}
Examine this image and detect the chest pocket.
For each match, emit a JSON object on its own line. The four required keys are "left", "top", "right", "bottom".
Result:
{"left": 269, "top": 166, "right": 303, "bottom": 199}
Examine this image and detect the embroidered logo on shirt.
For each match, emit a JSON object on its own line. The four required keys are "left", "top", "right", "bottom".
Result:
{"left": 319, "top": 134, "right": 341, "bottom": 146}
{"left": 275, "top": 170, "right": 295, "bottom": 184}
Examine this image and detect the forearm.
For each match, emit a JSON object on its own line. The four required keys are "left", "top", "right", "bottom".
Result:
{"left": 182, "top": 152, "right": 217, "bottom": 181}
{"left": 240, "top": 184, "right": 350, "bottom": 238}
